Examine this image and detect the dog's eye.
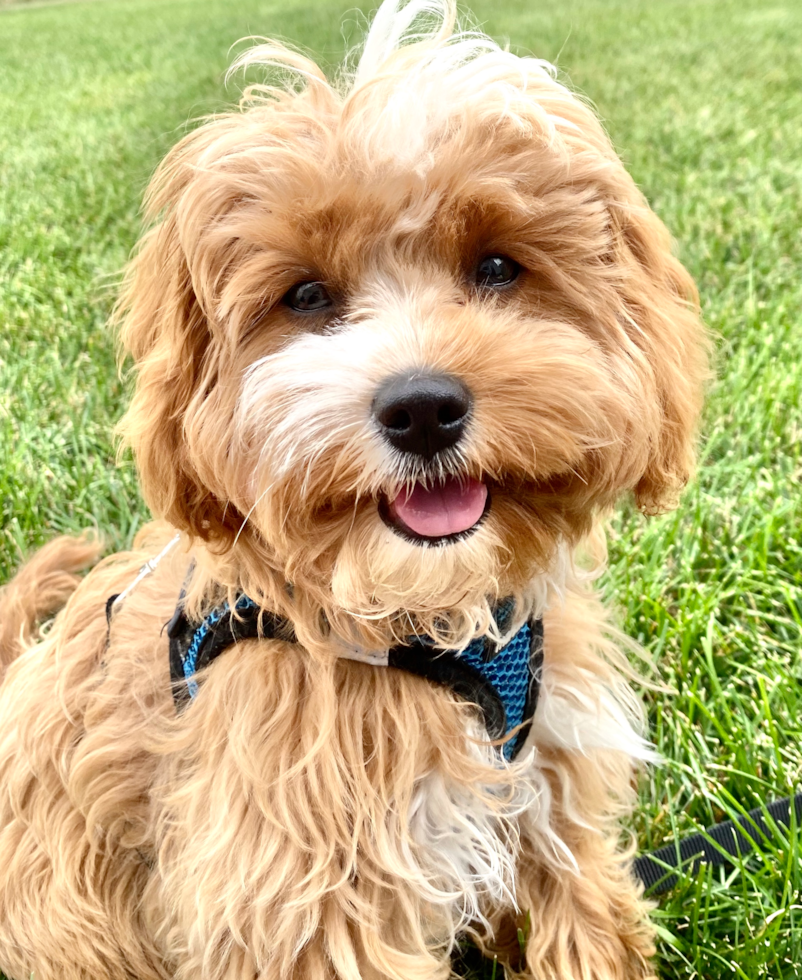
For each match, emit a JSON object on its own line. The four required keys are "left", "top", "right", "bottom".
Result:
{"left": 476, "top": 255, "right": 520, "bottom": 288}
{"left": 283, "top": 281, "right": 333, "bottom": 312}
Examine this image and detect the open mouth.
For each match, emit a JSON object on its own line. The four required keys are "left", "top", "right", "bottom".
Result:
{"left": 379, "top": 475, "right": 490, "bottom": 545}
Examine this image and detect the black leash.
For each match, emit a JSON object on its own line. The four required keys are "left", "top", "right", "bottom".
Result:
{"left": 633, "top": 792, "right": 802, "bottom": 894}
{"left": 455, "top": 793, "right": 802, "bottom": 976}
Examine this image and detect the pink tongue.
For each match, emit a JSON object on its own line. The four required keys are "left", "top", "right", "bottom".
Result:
{"left": 391, "top": 476, "right": 488, "bottom": 538}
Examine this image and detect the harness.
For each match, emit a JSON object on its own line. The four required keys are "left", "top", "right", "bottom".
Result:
{"left": 166, "top": 591, "right": 543, "bottom": 761}
{"left": 105, "top": 544, "right": 802, "bottom": 895}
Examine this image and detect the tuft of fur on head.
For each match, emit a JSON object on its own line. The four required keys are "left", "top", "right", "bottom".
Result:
{"left": 115, "top": 0, "right": 707, "bottom": 652}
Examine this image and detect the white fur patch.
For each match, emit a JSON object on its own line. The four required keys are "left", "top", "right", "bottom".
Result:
{"left": 350, "top": 0, "right": 564, "bottom": 174}
{"left": 404, "top": 660, "right": 655, "bottom": 930}
{"left": 406, "top": 739, "right": 577, "bottom": 933}
{"left": 406, "top": 734, "right": 523, "bottom": 932}
{"left": 532, "top": 666, "right": 657, "bottom": 764}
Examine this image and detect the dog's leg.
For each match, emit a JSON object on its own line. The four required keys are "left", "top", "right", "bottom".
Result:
{"left": 479, "top": 743, "right": 655, "bottom": 980}
{"left": 511, "top": 805, "right": 657, "bottom": 980}
{"left": 428, "top": 577, "right": 660, "bottom": 980}
{"left": 492, "top": 587, "right": 658, "bottom": 980}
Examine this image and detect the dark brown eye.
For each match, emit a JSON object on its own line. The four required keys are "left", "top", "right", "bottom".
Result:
{"left": 476, "top": 255, "right": 520, "bottom": 288}
{"left": 283, "top": 281, "right": 333, "bottom": 312}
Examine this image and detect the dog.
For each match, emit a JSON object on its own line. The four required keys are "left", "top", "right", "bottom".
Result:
{"left": 0, "top": 2, "right": 708, "bottom": 978}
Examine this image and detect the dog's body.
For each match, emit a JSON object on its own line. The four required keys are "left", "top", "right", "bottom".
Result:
{"left": 0, "top": 3, "right": 707, "bottom": 978}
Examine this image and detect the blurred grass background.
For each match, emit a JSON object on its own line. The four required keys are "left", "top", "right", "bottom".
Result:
{"left": 1, "top": 0, "right": 801, "bottom": 976}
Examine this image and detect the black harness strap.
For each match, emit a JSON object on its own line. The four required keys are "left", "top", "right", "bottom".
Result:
{"left": 166, "top": 589, "right": 543, "bottom": 761}
{"left": 166, "top": 594, "right": 294, "bottom": 705}
{"left": 387, "top": 619, "right": 544, "bottom": 758}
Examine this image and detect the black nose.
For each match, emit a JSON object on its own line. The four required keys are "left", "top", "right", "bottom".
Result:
{"left": 372, "top": 372, "right": 472, "bottom": 460}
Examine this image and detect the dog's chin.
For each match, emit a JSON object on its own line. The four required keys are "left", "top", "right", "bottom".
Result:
{"left": 378, "top": 475, "right": 491, "bottom": 547}
{"left": 328, "top": 487, "right": 507, "bottom": 628}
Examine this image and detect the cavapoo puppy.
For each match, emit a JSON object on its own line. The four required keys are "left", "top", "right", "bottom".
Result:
{"left": 0, "top": 2, "right": 707, "bottom": 978}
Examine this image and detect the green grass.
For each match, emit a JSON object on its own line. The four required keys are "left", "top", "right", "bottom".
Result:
{"left": 1, "top": 0, "right": 801, "bottom": 976}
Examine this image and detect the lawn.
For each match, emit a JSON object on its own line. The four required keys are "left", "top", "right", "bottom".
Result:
{"left": 1, "top": 0, "right": 801, "bottom": 976}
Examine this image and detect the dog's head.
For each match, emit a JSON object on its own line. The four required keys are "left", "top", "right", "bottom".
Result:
{"left": 118, "top": 0, "right": 707, "bottom": 646}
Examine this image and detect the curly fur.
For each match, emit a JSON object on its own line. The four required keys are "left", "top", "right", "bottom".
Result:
{"left": 0, "top": 2, "right": 708, "bottom": 978}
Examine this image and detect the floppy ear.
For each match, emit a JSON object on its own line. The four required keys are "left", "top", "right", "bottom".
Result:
{"left": 116, "top": 51, "right": 335, "bottom": 548}
{"left": 507, "top": 70, "right": 709, "bottom": 517}
{"left": 606, "top": 189, "right": 710, "bottom": 515}
{"left": 115, "top": 126, "right": 244, "bottom": 547}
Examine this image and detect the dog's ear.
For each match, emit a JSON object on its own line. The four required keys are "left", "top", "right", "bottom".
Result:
{"left": 605, "top": 188, "right": 710, "bottom": 515}
{"left": 115, "top": 128, "right": 241, "bottom": 546}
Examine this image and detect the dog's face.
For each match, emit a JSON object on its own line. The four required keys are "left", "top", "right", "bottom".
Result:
{"left": 118, "top": 21, "right": 707, "bottom": 641}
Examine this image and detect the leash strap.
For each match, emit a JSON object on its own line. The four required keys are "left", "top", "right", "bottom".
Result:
{"left": 633, "top": 792, "right": 802, "bottom": 893}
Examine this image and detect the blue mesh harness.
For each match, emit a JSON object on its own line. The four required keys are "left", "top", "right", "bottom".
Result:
{"left": 166, "top": 593, "right": 543, "bottom": 761}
